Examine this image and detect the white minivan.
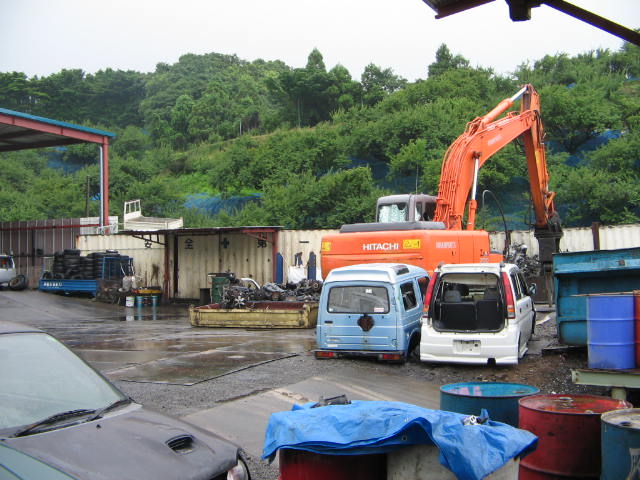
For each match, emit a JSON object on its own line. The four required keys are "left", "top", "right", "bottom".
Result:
{"left": 420, "top": 262, "right": 536, "bottom": 365}
{"left": 0, "top": 255, "right": 16, "bottom": 287}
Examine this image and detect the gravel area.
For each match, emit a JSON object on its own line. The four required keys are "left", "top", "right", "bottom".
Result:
{"left": 114, "top": 307, "right": 611, "bottom": 480}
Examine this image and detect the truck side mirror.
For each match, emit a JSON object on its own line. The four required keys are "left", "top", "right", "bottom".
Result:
{"left": 528, "top": 283, "right": 537, "bottom": 296}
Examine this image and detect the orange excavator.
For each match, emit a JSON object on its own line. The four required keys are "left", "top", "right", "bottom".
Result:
{"left": 321, "top": 84, "right": 562, "bottom": 278}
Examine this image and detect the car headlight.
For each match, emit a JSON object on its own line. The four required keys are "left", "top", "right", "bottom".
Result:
{"left": 227, "top": 457, "right": 250, "bottom": 480}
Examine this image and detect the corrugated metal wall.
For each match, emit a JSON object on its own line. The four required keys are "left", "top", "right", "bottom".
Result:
{"left": 489, "top": 223, "right": 640, "bottom": 255}
{"left": 170, "top": 232, "right": 274, "bottom": 299}
{"left": 0, "top": 217, "right": 117, "bottom": 287}
{"left": 279, "top": 229, "right": 337, "bottom": 281}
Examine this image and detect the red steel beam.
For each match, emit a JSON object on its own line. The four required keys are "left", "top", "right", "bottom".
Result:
{"left": 0, "top": 111, "right": 113, "bottom": 230}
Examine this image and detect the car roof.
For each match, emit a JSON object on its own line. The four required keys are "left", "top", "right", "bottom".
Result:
{"left": 326, "top": 263, "right": 429, "bottom": 284}
{"left": 0, "top": 321, "right": 43, "bottom": 335}
{"left": 437, "top": 263, "right": 518, "bottom": 273}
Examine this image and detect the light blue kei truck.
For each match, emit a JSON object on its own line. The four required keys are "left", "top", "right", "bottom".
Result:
{"left": 315, "top": 263, "right": 430, "bottom": 362}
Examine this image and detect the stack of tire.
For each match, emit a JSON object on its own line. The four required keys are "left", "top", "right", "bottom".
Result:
{"left": 91, "top": 250, "right": 132, "bottom": 280}
{"left": 51, "top": 252, "right": 66, "bottom": 279}
{"left": 61, "top": 249, "right": 84, "bottom": 279}
{"left": 44, "top": 250, "right": 130, "bottom": 280}
{"left": 90, "top": 251, "right": 109, "bottom": 280}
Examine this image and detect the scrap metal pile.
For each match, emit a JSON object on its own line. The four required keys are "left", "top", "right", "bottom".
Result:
{"left": 219, "top": 277, "right": 322, "bottom": 309}
{"left": 505, "top": 242, "right": 541, "bottom": 278}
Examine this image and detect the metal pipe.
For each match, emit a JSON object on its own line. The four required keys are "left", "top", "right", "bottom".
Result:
{"left": 510, "top": 85, "right": 528, "bottom": 103}
{"left": 99, "top": 146, "right": 104, "bottom": 230}
{"left": 481, "top": 86, "right": 528, "bottom": 128}
{"left": 466, "top": 153, "right": 481, "bottom": 230}
{"left": 470, "top": 154, "right": 480, "bottom": 203}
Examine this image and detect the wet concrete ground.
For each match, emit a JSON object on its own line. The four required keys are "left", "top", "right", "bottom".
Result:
{"left": 0, "top": 289, "right": 442, "bottom": 464}
{"left": 0, "top": 289, "right": 314, "bottom": 385}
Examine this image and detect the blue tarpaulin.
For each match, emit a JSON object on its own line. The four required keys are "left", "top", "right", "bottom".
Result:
{"left": 262, "top": 400, "right": 537, "bottom": 480}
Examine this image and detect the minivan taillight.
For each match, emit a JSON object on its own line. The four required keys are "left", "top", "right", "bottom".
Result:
{"left": 423, "top": 272, "right": 438, "bottom": 315}
{"left": 501, "top": 272, "right": 516, "bottom": 319}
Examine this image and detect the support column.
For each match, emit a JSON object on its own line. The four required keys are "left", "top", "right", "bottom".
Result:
{"left": 101, "top": 140, "right": 110, "bottom": 231}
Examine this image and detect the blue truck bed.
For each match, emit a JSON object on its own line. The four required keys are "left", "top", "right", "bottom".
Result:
{"left": 39, "top": 279, "right": 99, "bottom": 295}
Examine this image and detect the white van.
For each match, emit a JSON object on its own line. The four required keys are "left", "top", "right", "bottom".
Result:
{"left": 0, "top": 255, "right": 16, "bottom": 287}
{"left": 420, "top": 263, "right": 536, "bottom": 365}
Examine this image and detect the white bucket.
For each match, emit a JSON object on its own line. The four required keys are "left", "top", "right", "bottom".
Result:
{"left": 125, "top": 296, "right": 135, "bottom": 307}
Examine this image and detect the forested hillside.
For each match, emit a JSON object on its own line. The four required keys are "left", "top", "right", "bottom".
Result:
{"left": 0, "top": 42, "right": 638, "bottom": 229}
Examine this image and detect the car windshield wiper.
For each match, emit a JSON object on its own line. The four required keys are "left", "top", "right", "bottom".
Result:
{"left": 12, "top": 409, "right": 96, "bottom": 437}
{"left": 86, "top": 397, "right": 132, "bottom": 422}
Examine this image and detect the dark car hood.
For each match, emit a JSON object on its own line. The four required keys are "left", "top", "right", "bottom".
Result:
{"left": 2, "top": 404, "right": 238, "bottom": 480}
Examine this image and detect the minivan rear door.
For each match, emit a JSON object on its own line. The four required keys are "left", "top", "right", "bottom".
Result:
{"left": 322, "top": 282, "right": 399, "bottom": 352}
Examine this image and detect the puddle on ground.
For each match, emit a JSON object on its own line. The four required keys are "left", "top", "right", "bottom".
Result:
{"left": 241, "top": 338, "right": 316, "bottom": 354}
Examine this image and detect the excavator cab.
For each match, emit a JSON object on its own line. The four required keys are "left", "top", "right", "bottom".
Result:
{"left": 376, "top": 194, "right": 437, "bottom": 223}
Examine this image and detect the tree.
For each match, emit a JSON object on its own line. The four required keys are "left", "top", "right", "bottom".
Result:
{"left": 223, "top": 167, "right": 384, "bottom": 229}
{"left": 428, "top": 44, "right": 470, "bottom": 78}
{"left": 112, "top": 126, "right": 152, "bottom": 158}
{"left": 361, "top": 64, "right": 407, "bottom": 106}
{"left": 541, "top": 83, "right": 622, "bottom": 153}
{"left": 0, "top": 72, "right": 45, "bottom": 112}
{"left": 267, "top": 49, "right": 361, "bottom": 127}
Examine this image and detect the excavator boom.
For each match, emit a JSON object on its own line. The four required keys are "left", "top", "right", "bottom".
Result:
{"left": 434, "top": 85, "right": 556, "bottom": 230}
{"left": 433, "top": 84, "right": 561, "bottom": 271}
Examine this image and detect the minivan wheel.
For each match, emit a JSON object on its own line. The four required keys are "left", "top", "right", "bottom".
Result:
{"left": 531, "top": 311, "right": 537, "bottom": 336}
{"left": 9, "top": 274, "right": 27, "bottom": 291}
{"left": 407, "top": 334, "right": 420, "bottom": 362}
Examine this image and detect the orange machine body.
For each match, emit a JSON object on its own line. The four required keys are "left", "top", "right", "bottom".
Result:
{"left": 321, "top": 228, "right": 503, "bottom": 277}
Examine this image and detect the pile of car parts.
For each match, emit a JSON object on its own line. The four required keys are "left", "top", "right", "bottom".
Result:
{"left": 219, "top": 278, "right": 322, "bottom": 309}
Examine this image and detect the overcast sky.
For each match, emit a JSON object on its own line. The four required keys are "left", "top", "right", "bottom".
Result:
{"left": 1, "top": 0, "right": 638, "bottom": 82}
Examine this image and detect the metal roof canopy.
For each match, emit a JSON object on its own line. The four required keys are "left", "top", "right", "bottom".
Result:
{"left": 0, "top": 107, "right": 115, "bottom": 231}
{"left": 422, "top": 0, "right": 640, "bottom": 46}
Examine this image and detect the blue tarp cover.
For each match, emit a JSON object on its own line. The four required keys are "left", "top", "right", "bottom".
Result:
{"left": 262, "top": 400, "right": 537, "bottom": 480}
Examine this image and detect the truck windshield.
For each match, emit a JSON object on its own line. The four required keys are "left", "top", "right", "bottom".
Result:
{"left": 327, "top": 286, "right": 390, "bottom": 314}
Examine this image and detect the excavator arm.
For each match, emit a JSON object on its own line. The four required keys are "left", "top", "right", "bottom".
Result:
{"left": 433, "top": 84, "right": 562, "bottom": 272}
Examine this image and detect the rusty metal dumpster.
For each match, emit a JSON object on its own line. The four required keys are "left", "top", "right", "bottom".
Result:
{"left": 189, "top": 301, "right": 318, "bottom": 329}
{"left": 553, "top": 247, "right": 640, "bottom": 346}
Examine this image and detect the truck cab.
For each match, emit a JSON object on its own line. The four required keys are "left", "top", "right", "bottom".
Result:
{"left": 315, "top": 263, "right": 429, "bottom": 362}
{"left": 420, "top": 262, "right": 536, "bottom": 365}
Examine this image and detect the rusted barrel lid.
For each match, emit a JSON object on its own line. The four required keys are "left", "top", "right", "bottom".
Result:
{"left": 602, "top": 408, "right": 640, "bottom": 429}
{"left": 519, "top": 394, "right": 631, "bottom": 414}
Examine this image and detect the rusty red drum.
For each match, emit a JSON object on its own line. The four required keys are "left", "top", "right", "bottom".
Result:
{"left": 518, "top": 394, "right": 631, "bottom": 479}
{"left": 278, "top": 449, "right": 386, "bottom": 480}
